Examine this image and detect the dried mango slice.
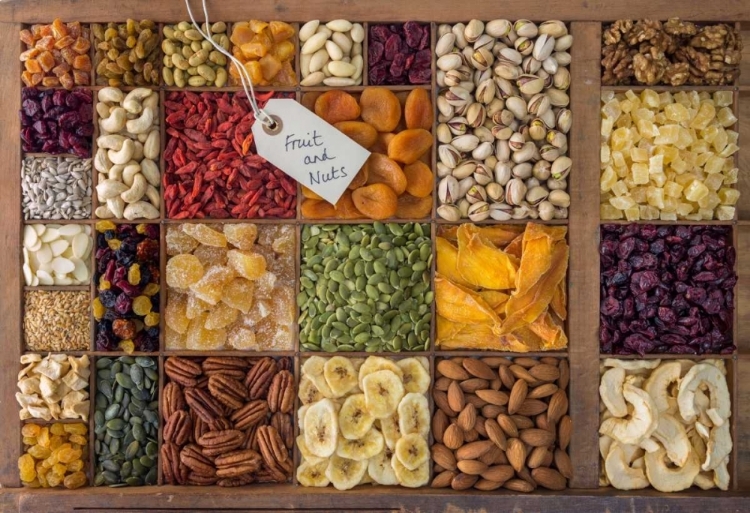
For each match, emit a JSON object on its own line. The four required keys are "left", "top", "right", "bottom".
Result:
{"left": 550, "top": 278, "right": 568, "bottom": 321}
{"left": 478, "top": 290, "right": 510, "bottom": 310}
{"left": 501, "top": 241, "right": 569, "bottom": 335}
{"left": 515, "top": 224, "right": 566, "bottom": 296}
{"left": 441, "top": 225, "right": 524, "bottom": 248}
{"left": 435, "top": 274, "right": 500, "bottom": 327}
{"left": 435, "top": 237, "right": 472, "bottom": 288}
{"left": 524, "top": 312, "right": 567, "bottom": 350}
{"left": 456, "top": 224, "right": 518, "bottom": 290}
{"left": 504, "top": 234, "right": 524, "bottom": 259}
{"left": 436, "top": 316, "right": 528, "bottom": 352}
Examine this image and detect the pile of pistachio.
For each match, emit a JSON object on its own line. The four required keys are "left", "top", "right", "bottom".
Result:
{"left": 436, "top": 20, "right": 572, "bottom": 221}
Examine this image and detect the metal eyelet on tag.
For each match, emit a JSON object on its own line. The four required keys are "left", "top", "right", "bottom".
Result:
{"left": 262, "top": 115, "right": 283, "bottom": 136}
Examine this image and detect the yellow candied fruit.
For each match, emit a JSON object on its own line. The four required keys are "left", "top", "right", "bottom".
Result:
{"left": 132, "top": 296, "right": 153, "bottom": 316}
{"left": 143, "top": 283, "right": 160, "bottom": 296}
{"left": 22, "top": 424, "right": 41, "bottom": 438}
{"left": 99, "top": 277, "right": 111, "bottom": 290}
{"left": 50, "top": 423, "right": 66, "bottom": 436}
{"left": 95, "top": 220, "right": 116, "bottom": 232}
{"left": 136, "top": 224, "right": 148, "bottom": 234}
{"left": 62, "top": 423, "right": 87, "bottom": 436}
{"left": 119, "top": 340, "right": 135, "bottom": 354}
{"left": 92, "top": 297, "right": 106, "bottom": 320}
{"left": 128, "top": 264, "right": 141, "bottom": 285}
{"left": 68, "top": 434, "right": 86, "bottom": 446}
{"left": 37, "top": 427, "right": 50, "bottom": 448}
{"left": 67, "top": 459, "right": 84, "bottom": 472}
{"left": 63, "top": 470, "right": 87, "bottom": 489}
{"left": 107, "top": 238, "right": 122, "bottom": 250}
{"left": 23, "top": 436, "right": 37, "bottom": 446}
{"left": 144, "top": 312, "right": 160, "bottom": 327}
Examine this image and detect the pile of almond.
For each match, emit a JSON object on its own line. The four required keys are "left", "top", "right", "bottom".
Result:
{"left": 431, "top": 356, "right": 572, "bottom": 492}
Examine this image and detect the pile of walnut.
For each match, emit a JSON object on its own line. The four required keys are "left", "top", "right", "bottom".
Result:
{"left": 602, "top": 19, "right": 742, "bottom": 86}
{"left": 599, "top": 358, "right": 731, "bottom": 492}
{"left": 17, "top": 354, "right": 90, "bottom": 421}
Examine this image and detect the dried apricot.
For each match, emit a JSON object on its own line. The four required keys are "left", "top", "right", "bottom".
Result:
{"left": 334, "top": 121, "right": 378, "bottom": 149}
{"left": 352, "top": 184, "right": 398, "bottom": 220}
{"left": 314, "top": 91, "right": 361, "bottom": 124}
{"left": 403, "top": 160, "right": 434, "bottom": 198}
{"left": 396, "top": 194, "right": 432, "bottom": 219}
{"left": 334, "top": 190, "right": 365, "bottom": 219}
{"left": 404, "top": 88, "right": 434, "bottom": 130}
{"left": 388, "top": 128, "right": 433, "bottom": 164}
{"left": 360, "top": 88, "right": 402, "bottom": 132}
{"left": 301, "top": 92, "right": 322, "bottom": 112}
{"left": 301, "top": 186, "right": 324, "bottom": 200}
{"left": 370, "top": 132, "right": 395, "bottom": 154}
{"left": 347, "top": 166, "right": 369, "bottom": 191}
{"left": 365, "top": 153, "right": 407, "bottom": 195}
{"left": 301, "top": 199, "right": 336, "bottom": 219}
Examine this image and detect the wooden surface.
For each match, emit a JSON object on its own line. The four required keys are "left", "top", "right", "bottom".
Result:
{"left": 0, "top": 1, "right": 749, "bottom": 512}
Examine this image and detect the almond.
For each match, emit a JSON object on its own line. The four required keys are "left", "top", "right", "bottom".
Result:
{"left": 462, "top": 428, "right": 480, "bottom": 443}
{"left": 451, "top": 472, "right": 479, "bottom": 490}
{"left": 480, "top": 464, "right": 514, "bottom": 483}
{"left": 514, "top": 357, "right": 539, "bottom": 368}
{"left": 443, "top": 423, "right": 465, "bottom": 450}
{"left": 520, "top": 428, "right": 556, "bottom": 447}
{"left": 462, "top": 358, "right": 497, "bottom": 379}
{"left": 447, "top": 380, "right": 465, "bottom": 412}
{"left": 437, "top": 360, "right": 470, "bottom": 380}
{"left": 558, "top": 415, "right": 572, "bottom": 451}
{"left": 457, "top": 403, "right": 477, "bottom": 432}
{"left": 503, "top": 478, "right": 534, "bottom": 492}
{"left": 517, "top": 467, "right": 537, "bottom": 487}
{"left": 432, "top": 389, "right": 454, "bottom": 416}
{"left": 432, "top": 409, "right": 449, "bottom": 443}
{"left": 478, "top": 444, "right": 502, "bottom": 466}
{"left": 542, "top": 450, "right": 554, "bottom": 467}
{"left": 465, "top": 393, "right": 488, "bottom": 409}
{"left": 434, "top": 376, "right": 452, "bottom": 391}
{"left": 554, "top": 448, "right": 574, "bottom": 479}
{"left": 527, "top": 383, "right": 558, "bottom": 399}
{"left": 507, "top": 378, "right": 528, "bottom": 415}
{"left": 540, "top": 357, "right": 560, "bottom": 366}
{"left": 474, "top": 478, "right": 503, "bottom": 490}
{"left": 456, "top": 440, "right": 494, "bottom": 461}
{"left": 431, "top": 470, "right": 456, "bottom": 488}
{"left": 511, "top": 414, "right": 535, "bottom": 430}
{"left": 509, "top": 364, "right": 539, "bottom": 384}
{"left": 457, "top": 459, "right": 488, "bottom": 475}
{"left": 490, "top": 378, "right": 502, "bottom": 390}
{"left": 547, "top": 390, "right": 568, "bottom": 424}
{"left": 536, "top": 413, "right": 553, "bottom": 433}
{"left": 531, "top": 467, "right": 567, "bottom": 490}
{"left": 434, "top": 463, "right": 446, "bottom": 473}
{"left": 516, "top": 399, "right": 548, "bottom": 417}
{"left": 527, "top": 446, "right": 549, "bottom": 469}
{"left": 474, "top": 415, "right": 488, "bottom": 437}
{"left": 474, "top": 389, "right": 509, "bottom": 406}
{"left": 480, "top": 356, "right": 511, "bottom": 368}
{"left": 492, "top": 450, "right": 509, "bottom": 465}
{"left": 506, "top": 438, "right": 526, "bottom": 472}
{"left": 432, "top": 443, "right": 457, "bottom": 471}
{"left": 482, "top": 404, "right": 506, "bottom": 418}
{"left": 529, "top": 363, "right": 560, "bottom": 382}
{"left": 497, "top": 414, "right": 518, "bottom": 438}
{"left": 459, "top": 378, "right": 489, "bottom": 393}
{"left": 558, "top": 360, "right": 569, "bottom": 390}
{"left": 484, "top": 418, "right": 507, "bottom": 450}
{"left": 498, "top": 365, "right": 516, "bottom": 389}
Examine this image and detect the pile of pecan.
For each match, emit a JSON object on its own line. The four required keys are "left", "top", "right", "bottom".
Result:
{"left": 602, "top": 19, "right": 742, "bottom": 86}
{"left": 161, "top": 356, "right": 295, "bottom": 486}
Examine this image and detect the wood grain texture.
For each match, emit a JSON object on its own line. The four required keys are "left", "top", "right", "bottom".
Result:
{"left": 566, "top": 21, "right": 600, "bottom": 489}
{"left": 0, "top": 0, "right": 748, "bottom": 23}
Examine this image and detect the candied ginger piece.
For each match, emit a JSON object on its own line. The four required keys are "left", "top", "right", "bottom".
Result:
{"left": 257, "top": 225, "right": 280, "bottom": 247}
{"left": 165, "top": 294, "right": 190, "bottom": 334}
{"left": 254, "top": 271, "right": 277, "bottom": 298}
{"left": 223, "top": 224, "right": 257, "bottom": 250}
{"left": 270, "top": 285, "right": 295, "bottom": 325}
{"left": 166, "top": 227, "right": 199, "bottom": 256}
{"left": 227, "top": 249, "right": 267, "bottom": 280}
{"left": 166, "top": 254, "right": 205, "bottom": 289}
{"left": 165, "top": 326, "right": 186, "bottom": 350}
{"left": 193, "top": 244, "right": 228, "bottom": 267}
{"left": 244, "top": 298, "right": 271, "bottom": 326}
{"left": 222, "top": 278, "right": 255, "bottom": 314}
{"left": 204, "top": 302, "right": 240, "bottom": 330}
{"left": 186, "top": 313, "right": 226, "bottom": 350}
{"left": 189, "top": 266, "right": 236, "bottom": 305}
{"left": 186, "top": 293, "right": 212, "bottom": 319}
{"left": 272, "top": 324, "right": 294, "bottom": 350}
{"left": 182, "top": 223, "right": 227, "bottom": 247}
{"left": 271, "top": 225, "right": 295, "bottom": 254}
{"left": 227, "top": 326, "right": 258, "bottom": 350}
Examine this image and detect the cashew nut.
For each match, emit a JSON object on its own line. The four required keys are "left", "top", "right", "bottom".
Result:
{"left": 107, "top": 164, "right": 125, "bottom": 181}
{"left": 95, "top": 102, "right": 110, "bottom": 119}
{"left": 145, "top": 184, "right": 160, "bottom": 208}
{"left": 124, "top": 201, "right": 159, "bottom": 220}
{"left": 143, "top": 130, "right": 160, "bottom": 160}
{"left": 107, "top": 197, "right": 125, "bottom": 218}
{"left": 100, "top": 107, "right": 127, "bottom": 133}
{"left": 140, "top": 159, "right": 160, "bottom": 187}
{"left": 94, "top": 148, "right": 111, "bottom": 173}
{"left": 122, "top": 88, "right": 153, "bottom": 114}
{"left": 97, "top": 134, "right": 126, "bottom": 150}
{"left": 95, "top": 205, "right": 114, "bottom": 219}
{"left": 126, "top": 106, "right": 155, "bottom": 134}
{"left": 96, "top": 179, "right": 129, "bottom": 200}
{"left": 122, "top": 164, "right": 142, "bottom": 187}
{"left": 132, "top": 140, "right": 144, "bottom": 161}
{"left": 143, "top": 93, "right": 159, "bottom": 111}
{"left": 98, "top": 87, "right": 124, "bottom": 103}
{"left": 121, "top": 173, "right": 148, "bottom": 203}
{"left": 137, "top": 131, "right": 149, "bottom": 143}
{"left": 108, "top": 139, "right": 135, "bottom": 165}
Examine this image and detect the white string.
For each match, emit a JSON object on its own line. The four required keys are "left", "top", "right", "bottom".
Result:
{"left": 185, "top": 0, "right": 276, "bottom": 128}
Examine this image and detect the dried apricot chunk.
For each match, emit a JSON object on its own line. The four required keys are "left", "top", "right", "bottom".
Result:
{"left": 314, "top": 91, "right": 361, "bottom": 124}
{"left": 269, "top": 21, "right": 295, "bottom": 42}
{"left": 388, "top": 128, "right": 433, "bottom": 164}
{"left": 334, "top": 121, "right": 378, "bottom": 149}
{"left": 334, "top": 190, "right": 365, "bottom": 219}
{"left": 348, "top": 166, "right": 369, "bottom": 191}
{"left": 365, "top": 153, "right": 407, "bottom": 195}
{"left": 166, "top": 254, "right": 205, "bottom": 289}
{"left": 360, "top": 88, "right": 402, "bottom": 132}
{"left": 403, "top": 160, "right": 434, "bottom": 198}
{"left": 404, "top": 88, "right": 434, "bottom": 130}
{"left": 301, "top": 199, "right": 336, "bottom": 219}
{"left": 370, "top": 132, "right": 395, "bottom": 154}
{"left": 352, "top": 184, "right": 398, "bottom": 220}
{"left": 301, "top": 186, "right": 324, "bottom": 200}
{"left": 396, "top": 193, "right": 432, "bottom": 219}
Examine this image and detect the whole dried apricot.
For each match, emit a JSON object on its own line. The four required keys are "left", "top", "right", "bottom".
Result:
{"left": 347, "top": 165, "right": 369, "bottom": 190}
{"left": 404, "top": 88, "right": 434, "bottom": 130}
{"left": 301, "top": 186, "right": 323, "bottom": 200}
{"left": 352, "top": 184, "right": 398, "bottom": 220}
{"left": 388, "top": 128, "right": 433, "bottom": 164}
{"left": 360, "top": 87, "right": 402, "bottom": 132}
{"left": 314, "top": 90, "right": 361, "bottom": 124}
{"left": 396, "top": 193, "right": 432, "bottom": 219}
{"left": 334, "top": 190, "right": 364, "bottom": 219}
{"left": 301, "top": 91, "right": 322, "bottom": 112}
{"left": 403, "top": 160, "right": 434, "bottom": 198}
{"left": 334, "top": 121, "right": 378, "bottom": 149}
{"left": 301, "top": 199, "right": 336, "bottom": 219}
{"left": 365, "top": 153, "right": 407, "bottom": 195}
{"left": 370, "top": 132, "right": 395, "bottom": 154}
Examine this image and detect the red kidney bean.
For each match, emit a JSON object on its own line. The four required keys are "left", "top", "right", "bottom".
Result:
{"left": 164, "top": 91, "right": 297, "bottom": 219}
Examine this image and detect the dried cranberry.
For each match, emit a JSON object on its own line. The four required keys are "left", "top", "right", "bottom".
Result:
{"left": 371, "top": 25, "right": 392, "bottom": 43}
{"left": 369, "top": 22, "right": 431, "bottom": 85}
{"left": 368, "top": 41, "right": 384, "bottom": 65}
{"left": 616, "top": 237, "right": 636, "bottom": 259}
{"left": 601, "top": 297, "right": 622, "bottom": 317}
{"left": 390, "top": 53, "right": 406, "bottom": 78}
{"left": 368, "top": 62, "right": 388, "bottom": 85}
{"left": 403, "top": 21, "right": 423, "bottom": 48}
{"left": 408, "top": 67, "right": 431, "bottom": 84}
{"left": 20, "top": 88, "right": 92, "bottom": 155}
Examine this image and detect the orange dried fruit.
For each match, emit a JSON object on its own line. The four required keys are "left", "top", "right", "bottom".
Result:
{"left": 526, "top": 312, "right": 568, "bottom": 350}
{"left": 403, "top": 161, "right": 433, "bottom": 198}
{"left": 269, "top": 21, "right": 295, "bottom": 42}
{"left": 436, "top": 237, "right": 473, "bottom": 288}
{"left": 230, "top": 23, "right": 254, "bottom": 45}
{"left": 301, "top": 199, "right": 336, "bottom": 219}
{"left": 478, "top": 290, "right": 510, "bottom": 310}
{"left": 370, "top": 132, "right": 395, "bottom": 154}
{"left": 550, "top": 280, "right": 567, "bottom": 321}
{"left": 347, "top": 166, "right": 368, "bottom": 190}
{"left": 314, "top": 91, "right": 361, "bottom": 124}
{"left": 333, "top": 190, "right": 364, "bottom": 219}
{"left": 271, "top": 39, "right": 296, "bottom": 62}
{"left": 365, "top": 153, "right": 407, "bottom": 195}
{"left": 334, "top": 121, "right": 378, "bottom": 149}
{"left": 25, "top": 59, "right": 42, "bottom": 74}
{"left": 456, "top": 224, "right": 519, "bottom": 290}
{"left": 436, "top": 316, "right": 529, "bottom": 352}
{"left": 435, "top": 274, "right": 501, "bottom": 326}
{"left": 249, "top": 20, "right": 270, "bottom": 33}
{"left": 404, "top": 88, "right": 434, "bottom": 130}
{"left": 301, "top": 186, "right": 324, "bottom": 200}
{"left": 387, "top": 129, "right": 432, "bottom": 164}
{"left": 360, "top": 87, "right": 402, "bottom": 132}
{"left": 352, "top": 183, "right": 398, "bottom": 220}
{"left": 258, "top": 53, "right": 282, "bottom": 81}
{"left": 301, "top": 92, "right": 322, "bottom": 111}
{"left": 396, "top": 193, "right": 432, "bottom": 219}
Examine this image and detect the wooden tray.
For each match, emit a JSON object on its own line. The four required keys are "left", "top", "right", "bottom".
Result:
{"left": 1, "top": 1, "right": 750, "bottom": 512}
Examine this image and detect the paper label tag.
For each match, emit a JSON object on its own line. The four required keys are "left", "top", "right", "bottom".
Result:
{"left": 252, "top": 99, "right": 371, "bottom": 205}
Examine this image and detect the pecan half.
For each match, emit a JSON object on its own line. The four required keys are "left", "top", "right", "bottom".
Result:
{"left": 257, "top": 425, "right": 292, "bottom": 477}
{"left": 198, "top": 429, "right": 245, "bottom": 457}
{"left": 161, "top": 442, "right": 187, "bottom": 485}
{"left": 210, "top": 416, "right": 233, "bottom": 431}
{"left": 277, "top": 356, "right": 293, "bottom": 372}
{"left": 267, "top": 370, "right": 295, "bottom": 413}
{"left": 231, "top": 399, "right": 269, "bottom": 431}
{"left": 165, "top": 357, "right": 203, "bottom": 387}
{"left": 186, "top": 472, "right": 219, "bottom": 486}
{"left": 202, "top": 356, "right": 250, "bottom": 374}
{"left": 164, "top": 410, "right": 192, "bottom": 446}
{"left": 162, "top": 382, "right": 186, "bottom": 421}
{"left": 244, "top": 357, "right": 277, "bottom": 400}
{"left": 215, "top": 449, "right": 262, "bottom": 478}
{"left": 217, "top": 474, "right": 255, "bottom": 487}
{"left": 184, "top": 387, "right": 223, "bottom": 424}
{"left": 270, "top": 412, "right": 293, "bottom": 450}
{"left": 242, "top": 419, "right": 267, "bottom": 451}
{"left": 209, "top": 374, "right": 249, "bottom": 410}
{"left": 180, "top": 443, "right": 216, "bottom": 476}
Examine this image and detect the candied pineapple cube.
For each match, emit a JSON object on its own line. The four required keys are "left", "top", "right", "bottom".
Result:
{"left": 612, "top": 151, "right": 625, "bottom": 168}
{"left": 224, "top": 224, "right": 257, "bottom": 250}
{"left": 600, "top": 204, "right": 624, "bottom": 219}
{"left": 655, "top": 145, "right": 678, "bottom": 164}
{"left": 602, "top": 99, "right": 622, "bottom": 120}
{"left": 222, "top": 278, "right": 255, "bottom": 314}
{"left": 601, "top": 166, "right": 617, "bottom": 192}
{"left": 227, "top": 326, "right": 258, "bottom": 350}
{"left": 624, "top": 206, "right": 640, "bottom": 221}
{"left": 689, "top": 102, "right": 716, "bottom": 130}
{"left": 640, "top": 89, "right": 660, "bottom": 108}
{"left": 639, "top": 205, "right": 660, "bottom": 220}
{"left": 615, "top": 165, "right": 629, "bottom": 178}
{"left": 600, "top": 145, "right": 611, "bottom": 164}
{"left": 727, "top": 130, "right": 739, "bottom": 145}
{"left": 703, "top": 155, "right": 726, "bottom": 176}
{"left": 601, "top": 90, "right": 615, "bottom": 102}
{"left": 664, "top": 103, "right": 690, "bottom": 123}
{"left": 719, "top": 143, "right": 739, "bottom": 158}
{"left": 646, "top": 187, "right": 665, "bottom": 209}
{"left": 713, "top": 91, "right": 733, "bottom": 107}
{"left": 658, "top": 91, "right": 673, "bottom": 106}
{"left": 718, "top": 188, "right": 740, "bottom": 206}
{"left": 611, "top": 180, "right": 629, "bottom": 197}
{"left": 182, "top": 223, "right": 227, "bottom": 248}
{"left": 190, "top": 266, "right": 236, "bottom": 305}
{"left": 664, "top": 181, "right": 684, "bottom": 198}
{"left": 631, "top": 163, "right": 650, "bottom": 185}
{"left": 684, "top": 180, "right": 709, "bottom": 202}
{"left": 630, "top": 187, "right": 648, "bottom": 203}
{"left": 630, "top": 148, "right": 649, "bottom": 162}
{"left": 610, "top": 127, "right": 631, "bottom": 151}
{"left": 659, "top": 211, "right": 677, "bottom": 221}
{"left": 716, "top": 206, "right": 735, "bottom": 220}
{"left": 651, "top": 172, "right": 667, "bottom": 188}
{"left": 698, "top": 208, "right": 715, "bottom": 220}
{"left": 723, "top": 168, "right": 739, "bottom": 185}
{"left": 698, "top": 191, "right": 720, "bottom": 211}
{"left": 676, "top": 202, "right": 694, "bottom": 216}
{"left": 601, "top": 117, "right": 614, "bottom": 138}
{"left": 636, "top": 119, "right": 657, "bottom": 139}
{"left": 649, "top": 155, "right": 663, "bottom": 175}
{"left": 609, "top": 195, "right": 635, "bottom": 210}
{"left": 712, "top": 128, "right": 728, "bottom": 153}
{"left": 620, "top": 99, "right": 633, "bottom": 114}
{"left": 701, "top": 125, "right": 719, "bottom": 144}
{"left": 716, "top": 107, "right": 737, "bottom": 128}
{"left": 654, "top": 125, "right": 679, "bottom": 145}
{"left": 675, "top": 128, "right": 694, "bottom": 150}
{"left": 632, "top": 108, "right": 655, "bottom": 123}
